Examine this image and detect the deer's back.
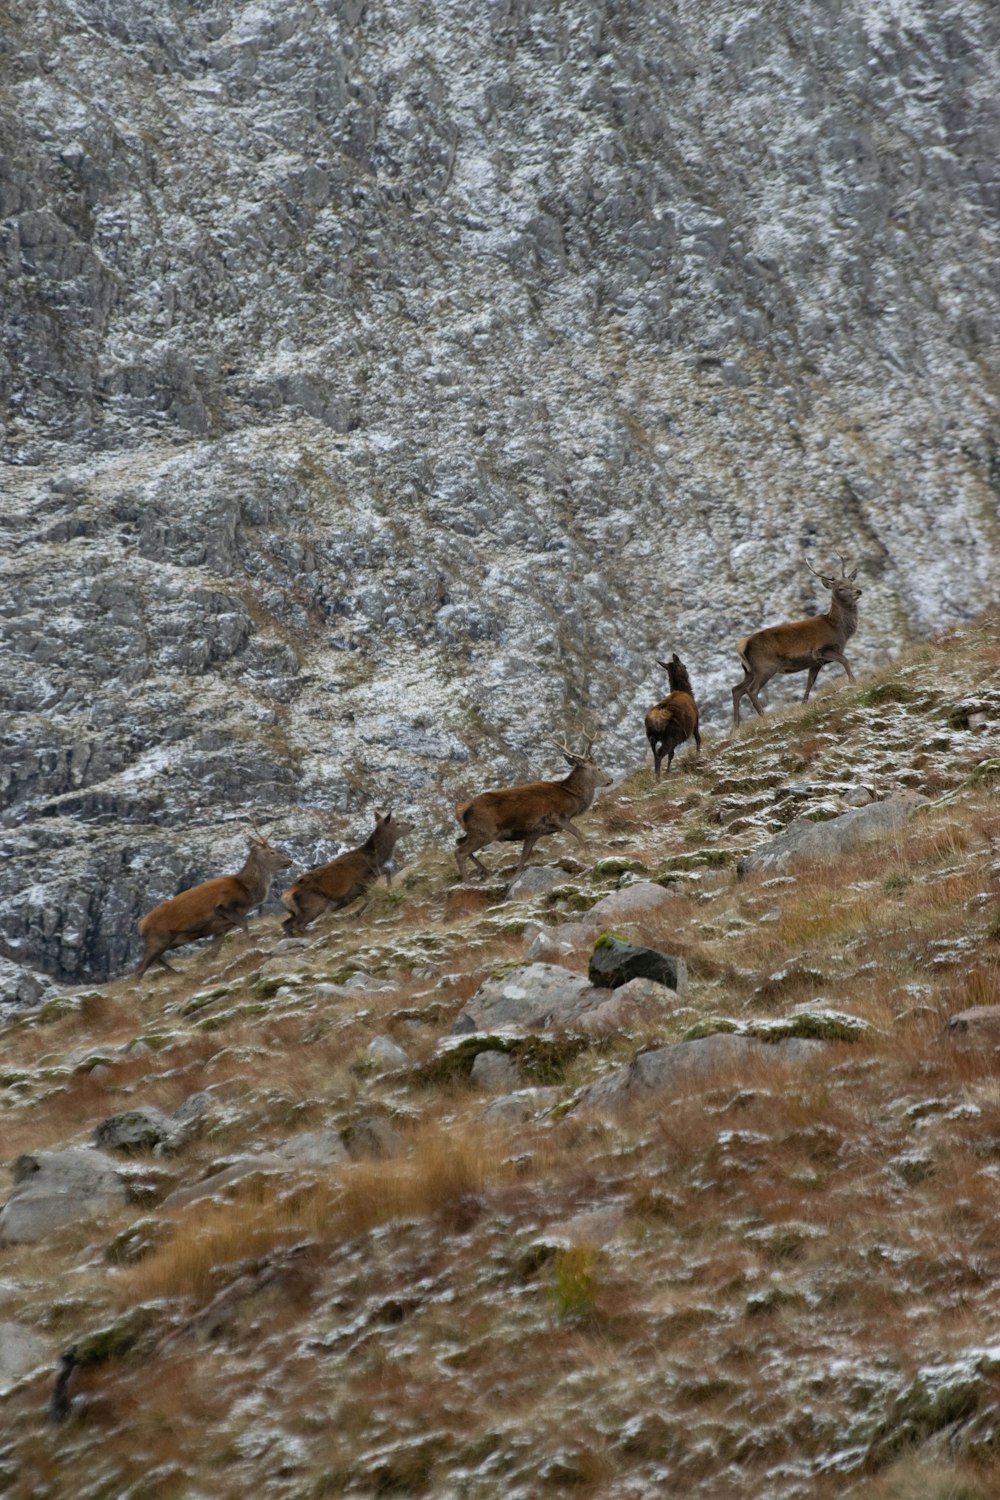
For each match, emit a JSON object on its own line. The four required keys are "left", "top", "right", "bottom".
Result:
{"left": 294, "top": 848, "right": 374, "bottom": 898}
{"left": 458, "top": 779, "right": 573, "bottom": 835}
{"left": 645, "top": 691, "right": 697, "bottom": 739}
{"left": 139, "top": 873, "right": 251, "bottom": 935}
{"left": 740, "top": 611, "right": 837, "bottom": 663}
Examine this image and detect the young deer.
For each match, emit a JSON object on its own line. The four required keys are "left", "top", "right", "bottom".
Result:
{"left": 455, "top": 740, "right": 613, "bottom": 881}
{"left": 644, "top": 653, "right": 701, "bottom": 781}
{"left": 280, "top": 811, "right": 413, "bottom": 935}
{"left": 732, "top": 557, "right": 862, "bottom": 726}
{"left": 135, "top": 831, "right": 292, "bottom": 978}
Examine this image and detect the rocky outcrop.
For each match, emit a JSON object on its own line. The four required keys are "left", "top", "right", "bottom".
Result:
{"left": 576, "top": 1033, "right": 825, "bottom": 1115}
{"left": 738, "top": 794, "right": 930, "bottom": 878}
{"left": 0, "top": 1149, "right": 127, "bottom": 1244}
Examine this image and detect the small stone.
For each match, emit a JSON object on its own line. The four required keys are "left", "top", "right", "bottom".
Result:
{"left": 367, "top": 1036, "right": 409, "bottom": 1068}
{"left": 470, "top": 1050, "right": 518, "bottom": 1089}
{"left": 504, "top": 866, "right": 567, "bottom": 900}
{"left": 0, "top": 1321, "right": 50, "bottom": 1393}
{"left": 273, "top": 1130, "right": 348, "bottom": 1166}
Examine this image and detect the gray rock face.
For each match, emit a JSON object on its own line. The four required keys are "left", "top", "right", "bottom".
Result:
{"left": 1, "top": 0, "right": 999, "bottom": 984}
{"left": 0, "top": 1149, "right": 127, "bottom": 1244}
{"left": 454, "top": 963, "right": 605, "bottom": 1033}
{"left": 576, "top": 1033, "right": 824, "bottom": 1114}
{"left": 93, "top": 1107, "right": 190, "bottom": 1155}
{"left": 0, "top": 1321, "right": 50, "bottom": 1393}
{"left": 738, "top": 794, "right": 930, "bottom": 877}
{"left": 0, "top": 957, "right": 54, "bottom": 1015}
{"left": 470, "top": 1049, "right": 519, "bottom": 1090}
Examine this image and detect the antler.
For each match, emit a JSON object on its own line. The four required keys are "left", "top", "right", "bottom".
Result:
{"left": 248, "top": 816, "right": 270, "bottom": 845}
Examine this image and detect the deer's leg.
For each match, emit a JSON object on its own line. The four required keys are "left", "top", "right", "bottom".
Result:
{"left": 802, "top": 662, "right": 823, "bottom": 701}
{"left": 136, "top": 938, "right": 178, "bottom": 980}
{"left": 694, "top": 721, "right": 702, "bottom": 752}
{"left": 745, "top": 669, "right": 775, "bottom": 718}
{"left": 514, "top": 832, "right": 544, "bottom": 873}
{"left": 653, "top": 744, "right": 664, "bottom": 781}
{"left": 822, "top": 648, "right": 854, "bottom": 681}
{"left": 456, "top": 833, "right": 491, "bottom": 880}
{"left": 732, "top": 675, "right": 752, "bottom": 726}
{"left": 556, "top": 818, "right": 586, "bottom": 849}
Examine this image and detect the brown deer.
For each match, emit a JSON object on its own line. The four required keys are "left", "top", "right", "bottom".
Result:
{"left": 280, "top": 811, "right": 414, "bottom": 935}
{"left": 732, "top": 557, "right": 862, "bottom": 726}
{"left": 644, "top": 653, "right": 701, "bottom": 781}
{"left": 454, "top": 740, "right": 613, "bottom": 881}
{"left": 135, "top": 830, "right": 292, "bottom": 978}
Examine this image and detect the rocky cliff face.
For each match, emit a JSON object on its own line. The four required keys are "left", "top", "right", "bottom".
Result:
{"left": 2, "top": 0, "right": 999, "bottom": 989}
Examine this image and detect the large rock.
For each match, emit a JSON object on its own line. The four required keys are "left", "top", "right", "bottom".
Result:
{"left": 0, "top": 1150, "right": 127, "bottom": 1244}
{"left": 576, "top": 1033, "right": 824, "bottom": 1114}
{"left": 524, "top": 883, "right": 679, "bottom": 963}
{"left": 93, "top": 1106, "right": 190, "bottom": 1155}
{"left": 588, "top": 937, "right": 687, "bottom": 998}
{"left": 0, "top": 1321, "right": 50, "bottom": 1393}
{"left": 0, "top": 957, "right": 55, "bottom": 1016}
{"left": 454, "top": 963, "right": 606, "bottom": 1034}
{"left": 738, "top": 795, "right": 929, "bottom": 878}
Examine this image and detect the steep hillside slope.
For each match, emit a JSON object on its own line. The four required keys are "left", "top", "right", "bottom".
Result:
{"left": 0, "top": 619, "right": 998, "bottom": 1498}
{"left": 2, "top": 0, "right": 1000, "bottom": 988}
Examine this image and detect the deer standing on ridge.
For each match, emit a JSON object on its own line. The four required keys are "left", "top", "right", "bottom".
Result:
{"left": 644, "top": 653, "right": 701, "bottom": 781}
{"left": 454, "top": 740, "right": 613, "bottom": 881}
{"left": 135, "top": 829, "right": 292, "bottom": 978}
{"left": 280, "top": 811, "right": 413, "bottom": 935}
{"left": 731, "top": 557, "right": 862, "bottom": 726}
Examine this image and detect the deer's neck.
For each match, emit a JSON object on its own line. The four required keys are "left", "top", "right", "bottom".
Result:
{"left": 238, "top": 851, "right": 272, "bottom": 905}
{"left": 827, "top": 596, "right": 858, "bottom": 642}
{"left": 363, "top": 827, "right": 396, "bottom": 872}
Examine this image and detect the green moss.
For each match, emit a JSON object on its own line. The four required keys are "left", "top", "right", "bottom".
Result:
{"left": 856, "top": 681, "right": 915, "bottom": 706}
{"left": 592, "top": 856, "right": 648, "bottom": 878}
{"left": 179, "top": 986, "right": 232, "bottom": 1017}
{"left": 250, "top": 975, "right": 293, "bottom": 1000}
{"left": 417, "top": 1034, "right": 585, "bottom": 1087}
{"left": 969, "top": 758, "right": 1000, "bottom": 785}
{"left": 197, "top": 1002, "right": 271, "bottom": 1031}
{"left": 74, "top": 1306, "right": 157, "bottom": 1366}
{"left": 659, "top": 849, "right": 736, "bottom": 872}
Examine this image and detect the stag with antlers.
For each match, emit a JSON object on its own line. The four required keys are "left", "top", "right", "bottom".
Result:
{"left": 732, "top": 556, "right": 863, "bottom": 726}
{"left": 454, "top": 739, "right": 613, "bottom": 881}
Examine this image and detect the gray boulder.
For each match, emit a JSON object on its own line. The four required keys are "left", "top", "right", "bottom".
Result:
{"left": 586, "top": 882, "right": 677, "bottom": 927}
{"left": 0, "top": 1150, "right": 127, "bottom": 1244}
{"left": 576, "top": 976, "right": 683, "bottom": 1038}
{"left": 470, "top": 1049, "right": 519, "bottom": 1090}
{"left": 93, "top": 1106, "right": 190, "bottom": 1155}
{"left": 0, "top": 1321, "right": 49, "bottom": 1393}
{"left": 482, "top": 1087, "right": 562, "bottom": 1124}
{"left": 0, "top": 956, "right": 54, "bottom": 1015}
{"left": 576, "top": 1033, "right": 824, "bottom": 1114}
{"left": 454, "top": 963, "right": 606, "bottom": 1034}
{"left": 273, "top": 1130, "right": 349, "bottom": 1167}
{"left": 739, "top": 794, "right": 929, "bottom": 877}
{"left": 367, "top": 1036, "right": 410, "bottom": 1069}
{"left": 588, "top": 937, "right": 688, "bottom": 998}
{"left": 504, "top": 866, "right": 568, "bottom": 901}
{"left": 946, "top": 1006, "right": 1000, "bottom": 1043}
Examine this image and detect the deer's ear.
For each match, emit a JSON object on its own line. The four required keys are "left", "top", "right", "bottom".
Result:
{"left": 820, "top": 574, "right": 836, "bottom": 590}
{"left": 848, "top": 567, "right": 858, "bottom": 581}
